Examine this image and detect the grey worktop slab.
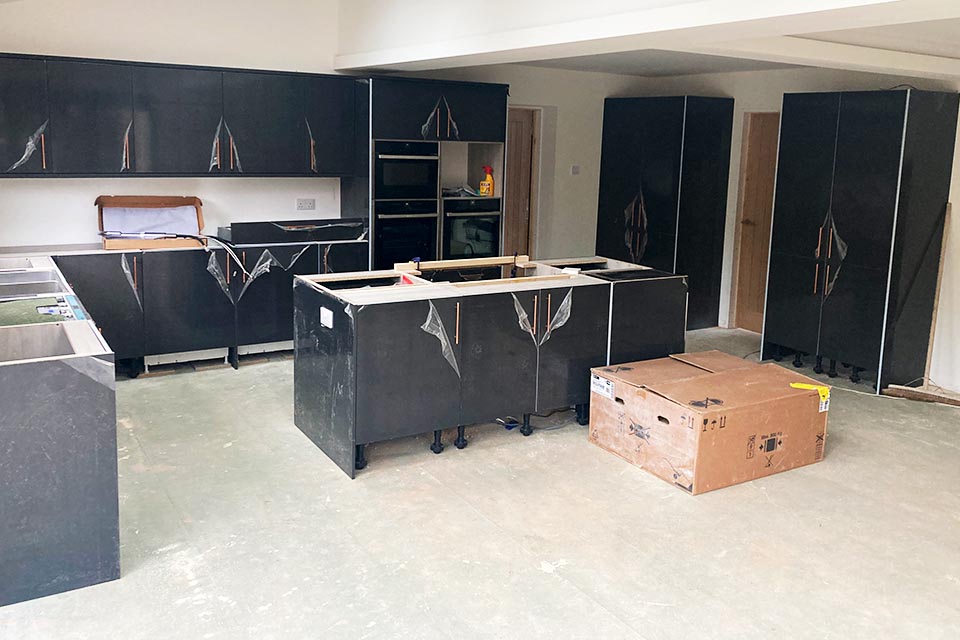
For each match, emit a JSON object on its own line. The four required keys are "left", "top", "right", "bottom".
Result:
{"left": 0, "top": 238, "right": 367, "bottom": 258}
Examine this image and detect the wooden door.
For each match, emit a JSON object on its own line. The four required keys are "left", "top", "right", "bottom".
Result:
{"left": 504, "top": 107, "right": 536, "bottom": 256}
{"left": 733, "top": 112, "right": 780, "bottom": 333}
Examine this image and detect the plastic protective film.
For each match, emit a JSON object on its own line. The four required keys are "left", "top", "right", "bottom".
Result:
{"left": 305, "top": 117, "right": 317, "bottom": 172}
{"left": 232, "top": 245, "right": 314, "bottom": 303}
{"left": 420, "top": 300, "right": 460, "bottom": 378}
{"left": 510, "top": 293, "right": 539, "bottom": 346}
{"left": 120, "top": 254, "right": 142, "bottom": 310}
{"left": 624, "top": 187, "right": 649, "bottom": 264}
{"left": 539, "top": 289, "right": 573, "bottom": 346}
{"left": 443, "top": 96, "right": 460, "bottom": 140}
{"left": 822, "top": 210, "right": 848, "bottom": 298}
{"left": 62, "top": 356, "right": 116, "bottom": 391}
{"left": 6, "top": 119, "right": 48, "bottom": 172}
{"left": 420, "top": 97, "right": 442, "bottom": 140}
{"left": 206, "top": 252, "right": 233, "bottom": 303}
{"left": 120, "top": 120, "right": 133, "bottom": 172}
{"left": 209, "top": 117, "right": 224, "bottom": 172}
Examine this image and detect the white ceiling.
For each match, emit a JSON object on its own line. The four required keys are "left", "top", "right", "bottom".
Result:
{"left": 517, "top": 49, "right": 801, "bottom": 77}
{"left": 800, "top": 17, "right": 960, "bottom": 59}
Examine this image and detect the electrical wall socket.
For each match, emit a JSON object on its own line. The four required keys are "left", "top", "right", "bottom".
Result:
{"left": 570, "top": 165, "right": 581, "bottom": 176}
{"left": 296, "top": 198, "right": 317, "bottom": 211}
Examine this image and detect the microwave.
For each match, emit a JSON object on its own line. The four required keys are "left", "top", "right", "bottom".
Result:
{"left": 374, "top": 141, "right": 439, "bottom": 201}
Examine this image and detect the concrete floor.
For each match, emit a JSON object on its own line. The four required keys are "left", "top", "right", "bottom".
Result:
{"left": 2, "top": 328, "right": 959, "bottom": 638}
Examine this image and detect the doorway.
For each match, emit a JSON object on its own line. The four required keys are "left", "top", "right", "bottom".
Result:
{"left": 732, "top": 111, "right": 780, "bottom": 333}
{"left": 503, "top": 107, "right": 540, "bottom": 257}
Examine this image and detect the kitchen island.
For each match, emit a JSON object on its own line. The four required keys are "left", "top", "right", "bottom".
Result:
{"left": 293, "top": 256, "right": 688, "bottom": 477}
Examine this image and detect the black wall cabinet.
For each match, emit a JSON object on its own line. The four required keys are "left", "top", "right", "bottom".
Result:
{"left": 371, "top": 77, "right": 508, "bottom": 142}
{"left": 47, "top": 60, "right": 134, "bottom": 174}
{"left": 762, "top": 89, "right": 959, "bottom": 389}
{"left": 54, "top": 252, "right": 145, "bottom": 359}
{"left": 304, "top": 75, "right": 357, "bottom": 176}
{"left": 0, "top": 57, "right": 48, "bottom": 175}
{"left": 142, "top": 249, "right": 236, "bottom": 355}
{"left": 596, "top": 96, "right": 733, "bottom": 329}
{"left": 133, "top": 66, "right": 222, "bottom": 174}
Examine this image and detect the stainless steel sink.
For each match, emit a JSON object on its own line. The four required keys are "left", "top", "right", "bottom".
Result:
{"left": 0, "top": 269, "right": 70, "bottom": 300}
{"left": 0, "top": 269, "right": 63, "bottom": 284}
{"left": 0, "top": 321, "right": 109, "bottom": 363}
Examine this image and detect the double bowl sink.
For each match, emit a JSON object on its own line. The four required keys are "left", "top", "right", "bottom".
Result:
{"left": 0, "top": 257, "right": 69, "bottom": 301}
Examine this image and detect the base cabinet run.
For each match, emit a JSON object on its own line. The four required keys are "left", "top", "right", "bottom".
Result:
{"left": 292, "top": 269, "right": 676, "bottom": 478}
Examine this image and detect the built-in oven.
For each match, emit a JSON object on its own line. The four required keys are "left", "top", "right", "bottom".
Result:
{"left": 374, "top": 141, "right": 439, "bottom": 201}
{"left": 442, "top": 198, "right": 502, "bottom": 260}
{"left": 374, "top": 200, "right": 439, "bottom": 269}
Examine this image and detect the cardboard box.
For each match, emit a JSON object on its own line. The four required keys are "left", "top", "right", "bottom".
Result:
{"left": 589, "top": 351, "right": 829, "bottom": 495}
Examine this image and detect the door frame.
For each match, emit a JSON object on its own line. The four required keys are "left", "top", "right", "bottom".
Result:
{"left": 729, "top": 110, "right": 780, "bottom": 330}
{"left": 505, "top": 105, "right": 542, "bottom": 258}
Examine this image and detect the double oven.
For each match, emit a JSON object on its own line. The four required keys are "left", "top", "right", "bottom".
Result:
{"left": 373, "top": 140, "right": 501, "bottom": 269}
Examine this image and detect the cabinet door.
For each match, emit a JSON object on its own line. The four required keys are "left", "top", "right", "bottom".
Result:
{"left": 536, "top": 285, "right": 610, "bottom": 411}
{"left": 222, "top": 71, "right": 305, "bottom": 174}
{"left": 763, "top": 253, "right": 824, "bottom": 358}
{"left": 608, "top": 276, "right": 687, "bottom": 365}
{"left": 54, "top": 253, "right": 145, "bottom": 359}
{"left": 321, "top": 242, "right": 369, "bottom": 273}
{"left": 47, "top": 60, "right": 134, "bottom": 174}
{"left": 769, "top": 92, "right": 840, "bottom": 259}
{"left": 459, "top": 291, "right": 538, "bottom": 424}
{"left": 0, "top": 57, "right": 49, "bottom": 175}
{"left": 595, "top": 97, "right": 684, "bottom": 270}
{"left": 676, "top": 97, "right": 734, "bottom": 329}
{"left": 354, "top": 298, "right": 461, "bottom": 444}
{"left": 440, "top": 82, "right": 508, "bottom": 142}
{"left": 237, "top": 244, "right": 319, "bottom": 345}
{"left": 371, "top": 77, "right": 444, "bottom": 141}
{"left": 133, "top": 66, "right": 223, "bottom": 174}
{"left": 142, "top": 250, "right": 236, "bottom": 355}
{"left": 303, "top": 75, "right": 356, "bottom": 175}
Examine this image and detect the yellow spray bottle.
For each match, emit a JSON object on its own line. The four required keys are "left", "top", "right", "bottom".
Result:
{"left": 480, "top": 165, "right": 494, "bottom": 197}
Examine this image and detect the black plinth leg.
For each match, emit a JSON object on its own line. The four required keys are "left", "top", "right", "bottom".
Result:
{"left": 355, "top": 444, "right": 367, "bottom": 470}
{"left": 519, "top": 414, "right": 533, "bottom": 437}
{"left": 575, "top": 403, "right": 590, "bottom": 426}
{"left": 772, "top": 344, "right": 782, "bottom": 362}
{"left": 828, "top": 359, "right": 838, "bottom": 378}
{"left": 430, "top": 429, "right": 444, "bottom": 454}
{"left": 454, "top": 426, "right": 468, "bottom": 449}
{"left": 793, "top": 352, "right": 803, "bottom": 368}
{"left": 850, "top": 367, "right": 862, "bottom": 383}
{"left": 813, "top": 355, "right": 824, "bottom": 374}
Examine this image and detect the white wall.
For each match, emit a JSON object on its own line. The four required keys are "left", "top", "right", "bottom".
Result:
{"left": 0, "top": 0, "right": 345, "bottom": 248}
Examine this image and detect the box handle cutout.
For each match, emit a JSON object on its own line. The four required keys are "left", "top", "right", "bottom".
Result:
{"left": 615, "top": 397, "right": 625, "bottom": 405}
{"left": 658, "top": 416, "right": 670, "bottom": 425}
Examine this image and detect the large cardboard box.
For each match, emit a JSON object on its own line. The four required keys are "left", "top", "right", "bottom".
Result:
{"left": 589, "top": 351, "right": 829, "bottom": 494}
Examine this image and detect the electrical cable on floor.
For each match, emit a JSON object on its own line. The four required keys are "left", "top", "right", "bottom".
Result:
{"left": 742, "top": 349, "right": 761, "bottom": 359}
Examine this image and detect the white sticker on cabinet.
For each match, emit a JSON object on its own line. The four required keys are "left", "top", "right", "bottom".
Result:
{"left": 320, "top": 307, "right": 334, "bottom": 329}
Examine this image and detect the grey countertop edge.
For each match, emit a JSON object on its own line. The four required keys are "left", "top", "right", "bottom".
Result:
{"left": 0, "top": 238, "right": 368, "bottom": 258}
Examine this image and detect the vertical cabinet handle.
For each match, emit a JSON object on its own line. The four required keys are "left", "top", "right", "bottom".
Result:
{"left": 827, "top": 227, "right": 834, "bottom": 259}
{"left": 225, "top": 255, "right": 231, "bottom": 285}
{"left": 436, "top": 107, "right": 440, "bottom": 138}
{"left": 229, "top": 136, "right": 235, "bottom": 170}
{"left": 41, "top": 133, "right": 47, "bottom": 169}
{"left": 310, "top": 139, "right": 317, "bottom": 173}
{"left": 546, "top": 293, "right": 552, "bottom": 332}
{"left": 532, "top": 295, "right": 538, "bottom": 335}
{"left": 815, "top": 226, "right": 823, "bottom": 258}
{"left": 215, "top": 137, "right": 221, "bottom": 169}
{"left": 825, "top": 264, "right": 831, "bottom": 289}
{"left": 813, "top": 262, "right": 819, "bottom": 295}
{"left": 132, "top": 255, "right": 138, "bottom": 289}
{"left": 241, "top": 251, "right": 247, "bottom": 282}
{"left": 455, "top": 302, "right": 460, "bottom": 345}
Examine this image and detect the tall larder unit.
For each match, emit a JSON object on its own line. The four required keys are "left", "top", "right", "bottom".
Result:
{"left": 762, "top": 89, "right": 959, "bottom": 390}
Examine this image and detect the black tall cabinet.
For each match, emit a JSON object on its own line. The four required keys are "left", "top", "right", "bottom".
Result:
{"left": 595, "top": 96, "right": 734, "bottom": 329}
{"left": 762, "top": 89, "right": 959, "bottom": 390}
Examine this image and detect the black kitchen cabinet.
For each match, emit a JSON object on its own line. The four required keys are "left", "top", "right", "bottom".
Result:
{"left": 47, "top": 60, "right": 134, "bottom": 174}
{"left": 535, "top": 284, "right": 610, "bottom": 411}
{"left": 604, "top": 271, "right": 688, "bottom": 365}
{"left": 142, "top": 249, "right": 236, "bottom": 355}
{"left": 595, "top": 96, "right": 733, "bottom": 329}
{"left": 133, "top": 65, "right": 223, "bottom": 174}
{"left": 458, "top": 290, "right": 539, "bottom": 424}
{"left": 762, "top": 89, "right": 959, "bottom": 389}
{"left": 321, "top": 241, "right": 369, "bottom": 273}
{"left": 54, "top": 252, "right": 145, "bottom": 359}
{"left": 303, "top": 75, "right": 356, "bottom": 175}
{"left": 371, "top": 77, "right": 509, "bottom": 142}
{"left": 354, "top": 298, "right": 462, "bottom": 445}
{"left": 222, "top": 71, "right": 305, "bottom": 175}
{"left": 236, "top": 244, "right": 319, "bottom": 346}
{"left": 0, "top": 57, "right": 48, "bottom": 175}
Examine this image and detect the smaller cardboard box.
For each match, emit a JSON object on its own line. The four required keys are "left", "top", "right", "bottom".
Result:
{"left": 589, "top": 351, "right": 829, "bottom": 495}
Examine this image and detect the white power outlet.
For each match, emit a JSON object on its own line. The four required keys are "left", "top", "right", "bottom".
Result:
{"left": 296, "top": 198, "right": 317, "bottom": 211}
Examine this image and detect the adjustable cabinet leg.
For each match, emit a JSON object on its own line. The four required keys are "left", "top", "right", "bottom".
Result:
{"left": 355, "top": 444, "right": 367, "bottom": 470}
{"left": 575, "top": 403, "right": 590, "bottom": 426}
{"left": 430, "top": 429, "right": 444, "bottom": 454}
{"left": 850, "top": 367, "right": 862, "bottom": 384}
{"left": 454, "top": 426, "right": 468, "bottom": 449}
{"left": 772, "top": 344, "right": 782, "bottom": 362}
{"left": 519, "top": 413, "right": 533, "bottom": 437}
{"left": 793, "top": 352, "right": 804, "bottom": 368}
{"left": 813, "top": 355, "right": 824, "bottom": 375}
{"left": 828, "top": 359, "right": 838, "bottom": 378}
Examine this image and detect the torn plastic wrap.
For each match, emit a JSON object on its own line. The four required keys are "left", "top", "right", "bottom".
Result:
{"left": 443, "top": 96, "right": 460, "bottom": 140}
{"left": 119, "top": 120, "right": 133, "bottom": 172}
{"left": 539, "top": 289, "right": 573, "bottom": 346}
{"left": 510, "top": 293, "right": 539, "bottom": 346}
{"left": 206, "top": 252, "right": 234, "bottom": 303}
{"left": 5, "top": 119, "right": 48, "bottom": 173}
{"left": 120, "top": 254, "right": 142, "bottom": 310}
{"left": 305, "top": 117, "right": 317, "bottom": 173}
{"left": 821, "top": 211, "right": 848, "bottom": 298}
{"left": 624, "top": 188, "right": 648, "bottom": 264}
{"left": 226, "top": 245, "right": 314, "bottom": 305}
{"left": 420, "top": 97, "right": 442, "bottom": 140}
{"left": 343, "top": 305, "right": 364, "bottom": 321}
{"left": 420, "top": 301, "right": 460, "bottom": 378}
{"left": 208, "top": 117, "right": 224, "bottom": 172}
{"left": 61, "top": 356, "right": 116, "bottom": 391}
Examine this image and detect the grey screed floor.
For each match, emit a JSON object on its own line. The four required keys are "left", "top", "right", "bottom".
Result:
{"left": 2, "top": 328, "right": 959, "bottom": 639}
